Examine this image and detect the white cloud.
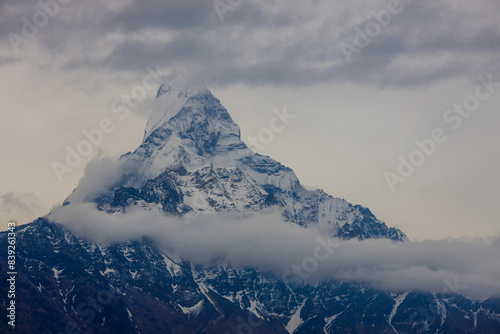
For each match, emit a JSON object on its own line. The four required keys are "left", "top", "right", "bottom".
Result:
{"left": 48, "top": 202, "right": 500, "bottom": 299}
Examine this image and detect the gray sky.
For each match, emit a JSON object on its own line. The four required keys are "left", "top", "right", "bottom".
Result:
{"left": 1, "top": 0, "right": 499, "bottom": 240}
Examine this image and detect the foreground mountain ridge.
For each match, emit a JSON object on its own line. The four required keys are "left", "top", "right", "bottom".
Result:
{"left": 1, "top": 84, "right": 500, "bottom": 333}
{"left": 2, "top": 218, "right": 500, "bottom": 333}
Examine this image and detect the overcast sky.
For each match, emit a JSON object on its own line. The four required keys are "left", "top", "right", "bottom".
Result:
{"left": 1, "top": 0, "right": 499, "bottom": 240}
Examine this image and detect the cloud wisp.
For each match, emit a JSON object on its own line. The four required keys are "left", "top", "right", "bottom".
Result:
{"left": 48, "top": 201, "right": 500, "bottom": 300}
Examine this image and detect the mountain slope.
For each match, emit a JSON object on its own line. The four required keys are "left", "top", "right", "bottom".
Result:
{"left": 2, "top": 219, "right": 500, "bottom": 333}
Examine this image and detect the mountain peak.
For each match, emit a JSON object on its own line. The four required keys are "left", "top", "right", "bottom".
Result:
{"left": 145, "top": 82, "right": 210, "bottom": 140}
{"left": 133, "top": 83, "right": 249, "bottom": 177}
{"left": 156, "top": 82, "right": 208, "bottom": 98}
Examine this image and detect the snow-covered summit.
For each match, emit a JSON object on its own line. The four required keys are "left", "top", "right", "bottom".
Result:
{"left": 117, "top": 84, "right": 408, "bottom": 240}
{"left": 132, "top": 83, "right": 251, "bottom": 178}
{"left": 144, "top": 83, "right": 210, "bottom": 141}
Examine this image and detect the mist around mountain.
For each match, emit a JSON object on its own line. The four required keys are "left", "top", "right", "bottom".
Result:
{"left": 1, "top": 83, "right": 500, "bottom": 333}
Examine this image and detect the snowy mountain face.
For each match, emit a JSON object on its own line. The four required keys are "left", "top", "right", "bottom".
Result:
{"left": 90, "top": 84, "right": 408, "bottom": 241}
{"left": 133, "top": 83, "right": 249, "bottom": 178}
{"left": 2, "top": 84, "right": 500, "bottom": 333}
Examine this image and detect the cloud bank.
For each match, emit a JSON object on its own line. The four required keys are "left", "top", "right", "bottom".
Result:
{"left": 48, "top": 202, "right": 500, "bottom": 300}
{"left": 2, "top": 0, "right": 499, "bottom": 87}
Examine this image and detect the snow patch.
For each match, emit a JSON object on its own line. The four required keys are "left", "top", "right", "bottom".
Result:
{"left": 286, "top": 299, "right": 306, "bottom": 334}
{"left": 126, "top": 307, "right": 133, "bottom": 320}
{"left": 100, "top": 268, "right": 115, "bottom": 276}
{"left": 52, "top": 267, "right": 64, "bottom": 280}
{"left": 388, "top": 292, "right": 408, "bottom": 332}
{"left": 323, "top": 311, "right": 343, "bottom": 334}
{"left": 178, "top": 300, "right": 204, "bottom": 318}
